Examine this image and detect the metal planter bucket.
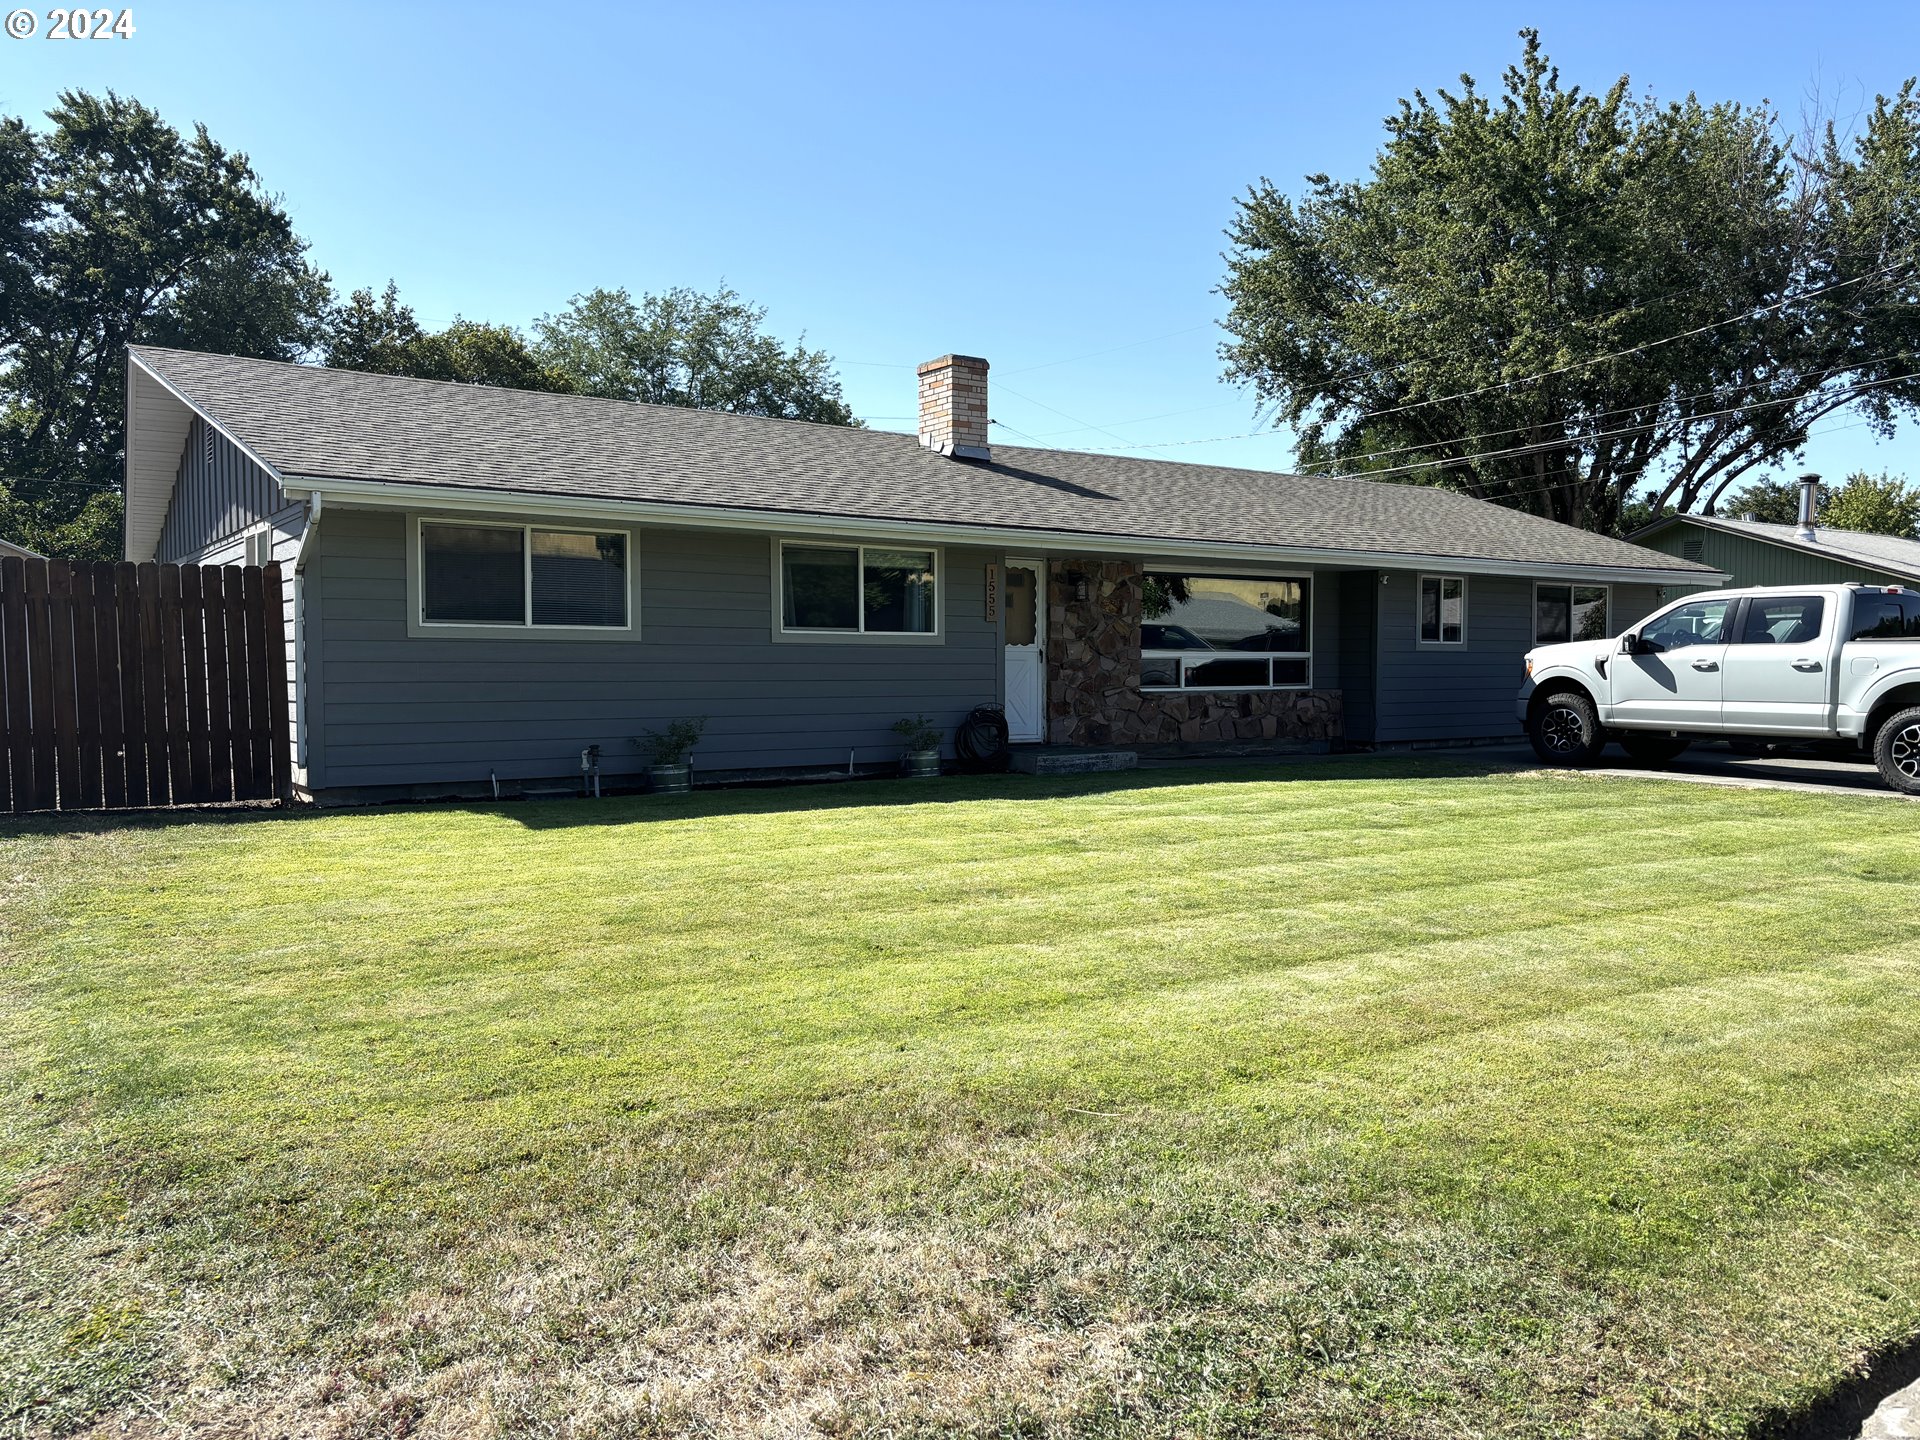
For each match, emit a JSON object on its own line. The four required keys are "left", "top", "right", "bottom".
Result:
{"left": 649, "top": 762, "right": 691, "bottom": 795}
{"left": 903, "top": 751, "right": 941, "bottom": 779}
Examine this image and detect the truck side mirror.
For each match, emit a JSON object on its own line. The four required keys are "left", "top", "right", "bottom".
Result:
{"left": 1620, "top": 633, "right": 1639, "bottom": 655}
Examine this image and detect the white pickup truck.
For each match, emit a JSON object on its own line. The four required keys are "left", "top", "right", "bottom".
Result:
{"left": 1518, "top": 583, "right": 1920, "bottom": 795}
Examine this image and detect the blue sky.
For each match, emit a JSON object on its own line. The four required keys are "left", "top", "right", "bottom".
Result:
{"left": 3, "top": 0, "right": 1918, "bottom": 487}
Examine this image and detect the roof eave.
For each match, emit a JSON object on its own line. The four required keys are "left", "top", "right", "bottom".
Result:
{"left": 1629, "top": 512, "right": 1920, "bottom": 584}
{"left": 282, "top": 474, "right": 1726, "bottom": 586}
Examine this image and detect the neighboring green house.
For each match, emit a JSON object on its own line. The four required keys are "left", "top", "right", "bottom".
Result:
{"left": 1631, "top": 513, "right": 1920, "bottom": 592}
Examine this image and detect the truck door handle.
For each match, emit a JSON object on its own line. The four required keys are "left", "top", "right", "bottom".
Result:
{"left": 1690, "top": 659, "right": 1719, "bottom": 671}
{"left": 1791, "top": 658, "right": 1822, "bottom": 671}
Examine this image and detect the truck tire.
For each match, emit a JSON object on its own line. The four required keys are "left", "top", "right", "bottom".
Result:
{"left": 1872, "top": 705, "right": 1920, "bottom": 796}
{"left": 1529, "top": 690, "right": 1607, "bottom": 767}
{"left": 1620, "top": 732, "right": 1691, "bottom": 767}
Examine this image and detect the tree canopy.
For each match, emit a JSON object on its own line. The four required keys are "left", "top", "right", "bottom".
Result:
{"left": 532, "top": 285, "right": 857, "bottom": 425}
{"left": 1721, "top": 471, "right": 1920, "bottom": 537}
{"left": 1220, "top": 32, "right": 1920, "bottom": 535}
{"left": 0, "top": 91, "right": 331, "bottom": 559}
{"left": 322, "top": 283, "right": 573, "bottom": 393}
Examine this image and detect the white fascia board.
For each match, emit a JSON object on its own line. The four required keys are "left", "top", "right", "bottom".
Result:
{"left": 282, "top": 475, "right": 1728, "bottom": 587}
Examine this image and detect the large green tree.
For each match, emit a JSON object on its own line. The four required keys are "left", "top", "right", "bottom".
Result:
{"left": 323, "top": 282, "right": 573, "bottom": 392}
{"left": 533, "top": 284, "right": 857, "bottom": 424}
{"left": 0, "top": 91, "right": 332, "bottom": 559}
{"left": 1220, "top": 33, "right": 1920, "bottom": 535}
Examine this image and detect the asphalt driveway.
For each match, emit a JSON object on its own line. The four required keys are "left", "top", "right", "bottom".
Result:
{"left": 1590, "top": 741, "right": 1913, "bottom": 800}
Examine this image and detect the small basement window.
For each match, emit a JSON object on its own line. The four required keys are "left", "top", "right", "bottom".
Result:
{"left": 779, "top": 542, "right": 938, "bottom": 635}
{"left": 1140, "top": 572, "right": 1311, "bottom": 691}
{"left": 418, "top": 520, "right": 629, "bottom": 630}
{"left": 1418, "top": 574, "right": 1466, "bottom": 644}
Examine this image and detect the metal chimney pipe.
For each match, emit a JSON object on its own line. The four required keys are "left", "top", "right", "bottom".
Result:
{"left": 1796, "top": 472, "right": 1821, "bottom": 542}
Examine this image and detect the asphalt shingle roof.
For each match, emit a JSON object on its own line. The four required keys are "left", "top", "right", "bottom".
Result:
{"left": 133, "top": 346, "right": 1714, "bottom": 577}
{"left": 1641, "top": 513, "right": 1920, "bottom": 584}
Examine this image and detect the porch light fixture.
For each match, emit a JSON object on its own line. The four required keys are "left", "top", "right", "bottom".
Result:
{"left": 1064, "top": 568, "right": 1089, "bottom": 602}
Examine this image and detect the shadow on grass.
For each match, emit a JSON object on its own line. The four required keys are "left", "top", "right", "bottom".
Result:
{"left": 0, "top": 752, "right": 1545, "bottom": 839}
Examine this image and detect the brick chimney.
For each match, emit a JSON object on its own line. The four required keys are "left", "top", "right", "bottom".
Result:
{"left": 916, "top": 354, "right": 990, "bottom": 461}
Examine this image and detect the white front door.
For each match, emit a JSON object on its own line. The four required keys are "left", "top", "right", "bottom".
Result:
{"left": 1002, "top": 558, "right": 1045, "bottom": 742}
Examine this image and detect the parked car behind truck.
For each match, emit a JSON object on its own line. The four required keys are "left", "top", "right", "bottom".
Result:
{"left": 1518, "top": 583, "right": 1920, "bottom": 795}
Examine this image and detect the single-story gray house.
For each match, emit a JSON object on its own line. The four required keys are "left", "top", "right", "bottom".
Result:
{"left": 0, "top": 535, "right": 43, "bottom": 561}
{"left": 124, "top": 346, "right": 1721, "bottom": 801}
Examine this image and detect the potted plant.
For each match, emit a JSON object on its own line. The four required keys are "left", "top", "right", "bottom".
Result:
{"left": 634, "top": 717, "right": 705, "bottom": 795}
{"left": 892, "top": 715, "right": 943, "bottom": 779}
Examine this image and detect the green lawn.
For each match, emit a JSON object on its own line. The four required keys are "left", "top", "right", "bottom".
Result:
{"left": 5, "top": 760, "right": 1920, "bottom": 1438}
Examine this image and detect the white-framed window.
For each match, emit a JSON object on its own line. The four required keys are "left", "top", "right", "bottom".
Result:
{"left": 1140, "top": 572, "right": 1312, "bottom": 692}
{"left": 413, "top": 517, "right": 633, "bottom": 632}
{"left": 243, "top": 529, "right": 273, "bottom": 568}
{"left": 777, "top": 541, "right": 940, "bottom": 637}
{"left": 1418, "top": 574, "right": 1466, "bottom": 645}
{"left": 1535, "top": 583, "right": 1610, "bottom": 644}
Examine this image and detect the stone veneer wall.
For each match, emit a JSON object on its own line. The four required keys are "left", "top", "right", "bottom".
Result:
{"left": 1046, "top": 559, "right": 1342, "bottom": 747}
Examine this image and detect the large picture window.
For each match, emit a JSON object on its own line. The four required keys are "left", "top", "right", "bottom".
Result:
{"left": 418, "top": 520, "right": 629, "bottom": 630}
{"left": 1535, "top": 583, "right": 1610, "bottom": 644}
{"left": 780, "top": 543, "right": 938, "bottom": 635}
{"left": 1140, "top": 573, "right": 1310, "bottom": 691}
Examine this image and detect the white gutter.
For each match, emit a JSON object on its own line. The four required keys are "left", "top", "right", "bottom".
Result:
{"left": 294, "top": 490, "right": 323, "bottom": 573}
{"left": 280, "top": 473, "right": 1727, "bottom": 587}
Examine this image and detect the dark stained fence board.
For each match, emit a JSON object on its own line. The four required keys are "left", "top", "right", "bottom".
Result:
{"left": 93, "top": 563, "right": 126, "bottom": 809}
{"left": 0, "top": 557, "right": 26, "bottom": 811}
{"left": 22, "top": 561, "right": 57, "bottom": 811}
{"left": 70, "top": 565, "right": 104, "bottom": 809}
{"left": 47, "top": 563, "right": 82, "bottom": 808}
{"left": 158, "top": 565, "right": 192, "bottom": 804}
{"left": 115, "top": 562, "right": 148, "bottom": 806}
{"left": 223, "top": 568, "right": 256, "bottom": 800}
{"left": 202, "top": 568, "right": 233, "bottom": 803}
{"left": 136, "top": 565, "right": 168, "bottom": 806}
{"left": 180, "top": 566, "right": 213, "bottom": 804}
{"left": 242, "top": 565, "right": 274, "bottom": 800}
{"left": 261, "top": 563, "right": 292, "bottom": 799}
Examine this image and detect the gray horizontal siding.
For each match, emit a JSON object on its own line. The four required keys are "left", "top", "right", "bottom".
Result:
{"left": 309, "top": 508, "right": 1001, "bottom": 790}
{"left": 156, "top": 415, "right": 285, "bottom": 562}
{"left": 1373, "top": 572, "right": 1683, "bottom": 743}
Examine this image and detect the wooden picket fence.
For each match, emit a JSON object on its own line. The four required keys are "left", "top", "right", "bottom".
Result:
{"left": 0, "top": 557, "right": 291, "bottom": 814}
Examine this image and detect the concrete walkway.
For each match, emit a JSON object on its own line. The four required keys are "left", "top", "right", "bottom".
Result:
{"left": 1861, "top": 1376, "right": 1920, "bottom": 1438}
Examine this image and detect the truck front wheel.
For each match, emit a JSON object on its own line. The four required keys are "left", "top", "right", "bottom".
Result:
{"left": 1530, "top": 690, "right": 1607, "bottom": 767}
{"left": 1620, "top": 732, "right": 1691, "bottom": 767}
{"left": 1872, "top": 705, "right": 1920, "bottom": 796}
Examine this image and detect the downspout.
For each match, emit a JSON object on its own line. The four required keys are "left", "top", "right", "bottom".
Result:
{"left": 293, "top": 492, "right": 323, "bottom": 781}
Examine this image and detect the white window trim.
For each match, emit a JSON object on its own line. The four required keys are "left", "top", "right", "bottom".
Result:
{"left": 1533, "top": 581, "right": 1612, "bottom": 645}
{"left": 407, "top": 514, "right": 638, "bottom": 638}
{"left": 772, "top": 538, "right": 944, "bottom": 645}
{"left": 1137, "top": 569, "right": 1313, "bottom": 693}
{"left": 1140, "top": 652, "right": 1313, "bottom": 693}
{"left": 1417, "top": 573, "right": 1468, "bottom": 647}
